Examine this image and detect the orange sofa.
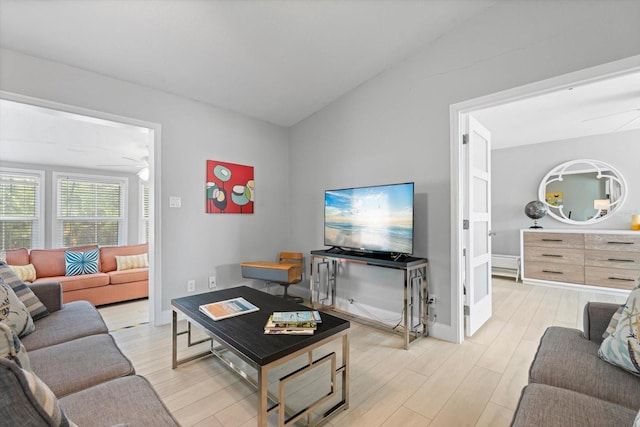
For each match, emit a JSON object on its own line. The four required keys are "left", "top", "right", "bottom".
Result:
{"left": 4, "top": 244, "right": 148, "bottom": 306}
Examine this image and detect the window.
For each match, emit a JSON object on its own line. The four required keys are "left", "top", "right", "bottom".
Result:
{"left": 0, "top": 168, "right": 44, "bottom": 250}
{"left": 54, "top": 173, "right": 127, "bottom": 247}
{"left": 140, "top": 183, "right": 150, "bottom": 243}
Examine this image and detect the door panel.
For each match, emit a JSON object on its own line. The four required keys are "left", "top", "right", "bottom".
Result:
{"left": 464, "top": 116, "right": 492, "bottom": 337}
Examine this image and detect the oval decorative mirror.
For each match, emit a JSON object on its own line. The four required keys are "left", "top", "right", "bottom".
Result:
{"left": 538, "top": 159, "right": 627, "bottom": 225}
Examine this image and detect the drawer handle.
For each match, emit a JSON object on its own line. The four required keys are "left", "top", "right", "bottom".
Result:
{"left": 608, "top": 277, "right": 636, "bottom": 282}
{"left": 607, "top": 241, "right": 634, "bottom": 245}
{"left": 542, "top": 254, "right": 563, "bottom": 258}
{"left": 542, "top": 270, "right": 563, "bottom": 275}
{"left": 542, "top": 239, "right": 563, "bottom": 242}
{"left": 607, "top": 258, "right": 635, "bottom": 263}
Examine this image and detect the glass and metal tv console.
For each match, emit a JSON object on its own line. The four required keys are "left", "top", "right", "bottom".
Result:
{"left": 309, "top": 249, "right": 428, "bottom": 349}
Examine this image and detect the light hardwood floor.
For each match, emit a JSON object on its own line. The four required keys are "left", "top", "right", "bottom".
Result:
{"left": 98, "top": 278, "right": 626, "bottom": 426}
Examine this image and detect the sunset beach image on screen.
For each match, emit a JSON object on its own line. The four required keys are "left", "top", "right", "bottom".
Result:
{"left": 324, "top": 183, "right": 414, "bottom": 254}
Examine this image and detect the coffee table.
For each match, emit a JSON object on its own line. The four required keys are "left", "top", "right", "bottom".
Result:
{"left": 171, "top": 286, "right": 350, "bottom": 427}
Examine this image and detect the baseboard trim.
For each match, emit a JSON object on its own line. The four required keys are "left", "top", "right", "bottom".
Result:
{"left": 522, "top": 278, "right": 631, "bottom": 297}
{"left": 428, "top": 321, "right": 457, "bottom": 343}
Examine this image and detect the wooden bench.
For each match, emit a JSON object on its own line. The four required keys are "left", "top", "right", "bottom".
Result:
{"left": 492, "top": 254, "right": 521, "bottom": 282}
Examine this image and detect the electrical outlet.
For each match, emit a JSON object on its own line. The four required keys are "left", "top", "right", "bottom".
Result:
{"left": 208, "top": 276, "right": 217, "bottom": 289}
{"left": 187, "top": 280, "right": 195, "bottom": 292}
{"left": 428, "top": 295, "right": 436, "bottom": 305}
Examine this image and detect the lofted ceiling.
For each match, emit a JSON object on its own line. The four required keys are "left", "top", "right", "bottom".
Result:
{"left": 0, "top": 1, "right": 638, "bottom": 173}
{"left": 0, "top": 0, "right": 497, "bottom": 127}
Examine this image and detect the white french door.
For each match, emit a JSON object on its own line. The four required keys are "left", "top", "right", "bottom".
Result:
{"left": 464, "top": 115, "right": 492, "bottom": 337}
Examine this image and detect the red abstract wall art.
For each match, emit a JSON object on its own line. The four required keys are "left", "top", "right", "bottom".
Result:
{"left": 206, "top": 160, "right": 254, "bottom": 214}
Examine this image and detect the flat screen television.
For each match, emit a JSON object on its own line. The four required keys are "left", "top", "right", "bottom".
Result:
{"left": 324, "top": 182, "right": 414, "bottom": 255}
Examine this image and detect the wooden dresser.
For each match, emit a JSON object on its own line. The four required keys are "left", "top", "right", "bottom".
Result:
{"left": 521, "top": 229, "right": 640, "bottom": 291}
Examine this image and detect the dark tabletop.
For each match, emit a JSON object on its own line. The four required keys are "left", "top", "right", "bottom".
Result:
{"left": 171, "top": 286, "right": 349, "bottom": 366}
{"left": 310, "top": 249, "right": 427, "bottom": 268}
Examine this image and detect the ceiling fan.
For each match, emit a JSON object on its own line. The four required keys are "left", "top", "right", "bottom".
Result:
{"left": 97, "top": 155, "right": 149, "bottom": 168}
{"left": 97, "top": 156, "right": 150, "bottom": 180}
{"left": 581, "top": 108, "right": 640, "bottom": 131}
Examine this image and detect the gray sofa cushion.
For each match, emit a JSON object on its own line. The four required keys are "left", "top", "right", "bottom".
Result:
{"left": 29, "top": 334, "right": 134, "bottom": 397}
{"left": 60, "top": 375, "right": 179, "bottom": 427}
{"left": 21, "top": 301, "right": 108, "bottom": 351}
{"left": 530, "top": 326, "right": 640, "bottom": 410}
{"left": 512, "top": 383, "right": 637, "bottom": 427}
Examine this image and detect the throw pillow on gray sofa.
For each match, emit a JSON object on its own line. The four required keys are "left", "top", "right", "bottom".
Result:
{"left": 0, "top": 358, "right": 76, "bottom": 427}
{"left": 599, "top": 284, "right": 640, "bottom": 377}
{"left": 0, "top": 276, "right": 35, "bottom": 337}
{"left": 0, "top": 261, "right": 48, "bottom": 321}
{"left": 0, "top": 323, "right": 30, "bottom": 370}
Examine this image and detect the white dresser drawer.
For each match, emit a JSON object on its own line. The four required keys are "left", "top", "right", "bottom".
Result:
{"left": 585, "top": 233, "right": 640, "bottom": 252}
{"left": 523, "top": 232, "right": 584, "bottom": 249}
{"left": 585, "top": 249, "right": 640, "bottom": 271}
{"left": 585, "top": 266, "right": 640, "bottom": 290}
{"left": 524, "top": 246, "right": 584, "bottom": 265}
{"left": 524, "top": 261, "right": 584, "bottom": 284}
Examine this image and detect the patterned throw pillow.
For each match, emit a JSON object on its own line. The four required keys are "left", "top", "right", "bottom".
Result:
{"left": 0, "top": 276, "right": 35, "bottom": 337}
{"left": 635, "top": 410, "right": 640, "bottom": 427}
{"left": 115, "top": 253, "right": 149, "bottom": 271}
{"left": 0, "top": 261, "right": 49, "bottom": 321}
{"left": 0, "top": 322, "right": 30, "bottom": 370}
{"left": 9, "top": 264, "right": 37, "bottom": 283}
{"left": 21, "top": 366, "right": 77, "bottom": 427}
{"left": 65, "top": 248, "right": 99, "bottom": 276}
{"left": 0, "top": 250, "right": 5, "bottom": 262}
{"left": 603, "top": 304, "right": 625, "bottom": 340}
{"left": 599, "top": 285, "right": 640, "bottom": 376}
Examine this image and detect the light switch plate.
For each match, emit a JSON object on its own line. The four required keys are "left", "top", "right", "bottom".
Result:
{"left": 169, "top": 196, "right": 181, "bottom": 208}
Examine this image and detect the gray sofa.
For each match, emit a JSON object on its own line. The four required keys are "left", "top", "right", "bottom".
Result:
{"left": 512, "top": 302, "right": 640, "bottom": 426}
{"left": 0, "top": 281, "right": 179, "bottom": 427}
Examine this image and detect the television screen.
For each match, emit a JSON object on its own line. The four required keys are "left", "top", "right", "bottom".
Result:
{"left": 324, "top": 182, "right": 414, "bottom": 254}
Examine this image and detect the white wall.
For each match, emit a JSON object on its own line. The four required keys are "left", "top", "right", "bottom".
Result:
{"left": 492, "top": 128, "right": 640, "bottom": 256}
{"left": 0, "top": 48, "right": 291, "bottom": 313}
{"left": 2, "top": 1, "right": 639, "bottom": 339}
{"left": 289, "top": 0, "right": 640, "bottom": 339}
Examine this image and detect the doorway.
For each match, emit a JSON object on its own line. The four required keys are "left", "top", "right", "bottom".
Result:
{"left": 450, "top": 55, "right": 640, "bottom": 344}
{"left": 0, "top": 91, "right": 162, "bottom": 325}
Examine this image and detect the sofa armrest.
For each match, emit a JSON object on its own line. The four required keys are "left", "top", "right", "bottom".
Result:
{"left": 27, "top": 281, "right": 63, "bottom": 313}
{"left": 582, "top": 301, "right": 620, "bottom": 344}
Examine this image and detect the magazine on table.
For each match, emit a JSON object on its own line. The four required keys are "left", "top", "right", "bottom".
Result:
{"left": 271, "top": 310, "right": 322, "bottom": 324}
{"left": 264, "top": 328, "right": 315, "bottom": 335}
{"left": 199, "top": 297, "right": 259, "bottom": 321}
{"left": 264, "top": 315, "right": 317, "bottom": 332}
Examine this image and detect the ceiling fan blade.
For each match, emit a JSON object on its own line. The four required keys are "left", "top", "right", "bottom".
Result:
{"left": 581, "top": 108, "right": 640, "bottom": 122}
{"left": 615, "top": 113, "right": 640, "bottom": 131}
{"left": 96, "top": 163, "right": 146, "bottom": 167}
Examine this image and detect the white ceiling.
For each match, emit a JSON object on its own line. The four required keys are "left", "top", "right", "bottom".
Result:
{"left": 475, "top": 71, "right": 640, "bottom": 149}
{"left": 0, "top": 99, "right": 151, "bottom": 175}
{"left": 0, "top": 1, "right": 638, "bottom": 172}
{"left": 0, "top": 0, "right": 497, "bottom": 127}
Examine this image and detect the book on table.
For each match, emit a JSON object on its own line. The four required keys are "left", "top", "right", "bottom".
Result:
{"left": 199, "top": 297, "right": 259, "bottom": 321}
{"left": 271, "top": 310, "right": 322, "bottom": 324}
{"left": 264, "top": 315, "right": 316, "bottom": 335}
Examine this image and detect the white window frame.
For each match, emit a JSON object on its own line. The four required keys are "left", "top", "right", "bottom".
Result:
{"left": 0, "top": 167, "right": 45, "bottom": 250}
{"left": 139, "top": 181, "right": 150, "bottom": 244}
{"left": 52, "top": 171, "right": 128, "bottom": 248}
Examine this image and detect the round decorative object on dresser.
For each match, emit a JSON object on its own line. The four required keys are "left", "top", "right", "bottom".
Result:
{"left": 524, "top": 200, "right": 548, "bottom": 229}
